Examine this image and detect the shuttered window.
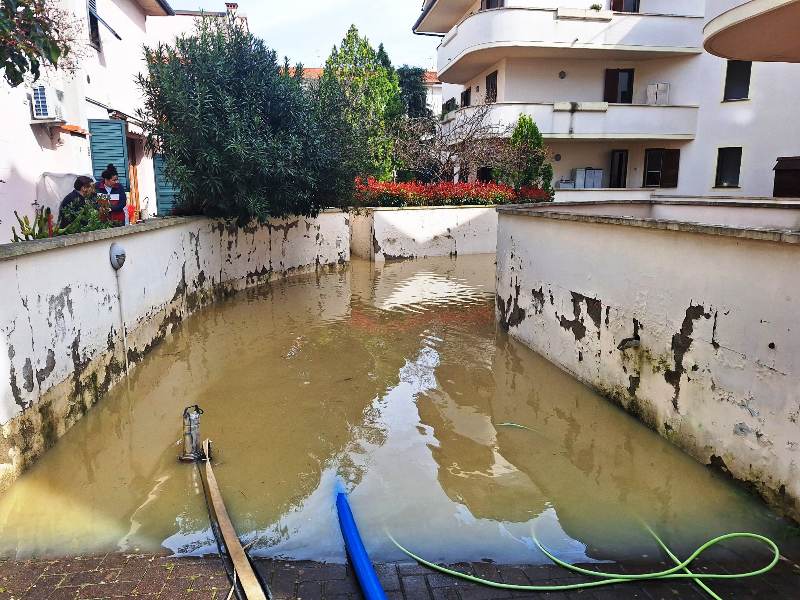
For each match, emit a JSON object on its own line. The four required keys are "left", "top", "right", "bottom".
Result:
{"left": 87, "top": 0, "right": 121, "bottom": 49}
{"left": 774, "top": 156, "right": 800, "bottom": 198}
{"left": 88, "top": 119, "right": 129, "bottom": 190}
{"left": 154, "top": 155, "right": 180, "bottom": 215}
{"left": 604, "top": 69, "right": 635, "bottom": 103}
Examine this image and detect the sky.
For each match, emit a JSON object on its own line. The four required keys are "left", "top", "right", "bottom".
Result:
{"left": 169, "top": 0, "right": 441, "bottom": 71}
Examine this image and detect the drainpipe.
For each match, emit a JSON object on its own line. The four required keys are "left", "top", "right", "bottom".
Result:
{"left": 569, "top": 101, "right": 579, "bottom": 135}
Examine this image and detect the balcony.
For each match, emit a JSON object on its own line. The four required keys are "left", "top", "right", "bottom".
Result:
{"left": 437, "top": 7, "right": 704, "bottom": 84}
{"left": 442, "top": 102, "right": 699, "bottom": 140}
{"left": 704, "top": 0, "right": 800, "bottom": 62}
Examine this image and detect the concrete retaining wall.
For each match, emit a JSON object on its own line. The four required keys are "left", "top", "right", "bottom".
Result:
{"left": 495, "top": 201, "right": 800, "bottom": 522}
{"left": 0, "top": 212, "right": 349, "bottom": 491}
{"left": 350, "top": 206, "right": 497, "bottom": 261}
{"left": 554, "top": 189, "right": 656, "bottom": 203}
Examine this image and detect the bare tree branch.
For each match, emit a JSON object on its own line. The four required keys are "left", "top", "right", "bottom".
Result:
{"left": 393, "top": 104, "right": 512, "bottom": 183}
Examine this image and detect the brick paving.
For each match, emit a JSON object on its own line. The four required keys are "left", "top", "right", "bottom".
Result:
{"left": 0, "top": 552, "right": 798, "bottom": 600}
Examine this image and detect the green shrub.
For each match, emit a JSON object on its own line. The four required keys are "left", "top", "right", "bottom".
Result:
{"left": 138, "top": 16, "right": 363, "bottom": 224}
{"left": 496, "top": 115, "right": 554, "bottom": 199}
{"left": 320, "top": 25, "right": 403, "bottom": 182}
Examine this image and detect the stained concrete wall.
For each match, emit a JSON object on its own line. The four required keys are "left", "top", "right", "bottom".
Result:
{"left": 495, "top": 201, "right": 800, "bottom": 522}
{"left": 350, "top": 206, "right": 497, "bottom": 261}
{"left": 0, "top": 212, "right": 349, "bottom": 491}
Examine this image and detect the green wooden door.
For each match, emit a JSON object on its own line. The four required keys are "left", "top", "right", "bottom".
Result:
{"left": 154, "top": 155, "right": 179, "bottom": 215}
{"left": 88, "top": 119, "right": 129, "bottom": 190}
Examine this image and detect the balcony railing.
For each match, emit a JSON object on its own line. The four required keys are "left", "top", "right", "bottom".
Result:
{"left": 443, "top": 101, "right": 699, "bottom": 140}
{"left": 437, "top": 7, "right": 704, "bottom": 83}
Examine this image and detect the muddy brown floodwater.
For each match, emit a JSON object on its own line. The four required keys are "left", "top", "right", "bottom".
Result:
{"left": 0, "top": 256, "right": 795, "bottom": 564}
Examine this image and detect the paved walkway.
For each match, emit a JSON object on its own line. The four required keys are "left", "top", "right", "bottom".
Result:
{"left": 0, "top": 552, "right": 798, "bottom": 600}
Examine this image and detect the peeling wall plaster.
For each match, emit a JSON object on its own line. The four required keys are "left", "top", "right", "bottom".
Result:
{"left": 496, "top": 212, "right": 800, "bottom": 523}
{"left": 0, "top": 213, "right": 349, "bottom": 492}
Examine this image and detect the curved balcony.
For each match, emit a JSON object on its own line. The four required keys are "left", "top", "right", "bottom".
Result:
{"left": 438, "top": 7, "right": 704, "bottom": 84}
{"left": 442, "top": 102, "right": 699, "bottom": 140}
{"left": 704, "top": 0, "right": 800, "bottom": 62}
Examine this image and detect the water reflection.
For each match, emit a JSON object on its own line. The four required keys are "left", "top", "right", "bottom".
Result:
{"left": 0, "top": 256, "right": 792, "bottom": 564}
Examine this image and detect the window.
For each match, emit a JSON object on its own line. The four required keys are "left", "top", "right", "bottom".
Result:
{"left": 723, "top": 60, "right": 752, "bottom": 101}
{"left": 643, "top": 149, "right": 680, "bottom": 188}
{"left": 485, "top": 71, "right": 498, "bottom": 103}
{"left": 460, "top": 87, "right": 472, "bottom": 108}
{"left": 612, "top": 0, "right": 640, "bottom": 12}
{"left": 87, "top": 0, "right": 121, "bottom": 50}
{"left": 477, "top": 166, "right": 494, "bottom": 183}
{"left": 715, "top": 147, "right": 742, "bottom": 188}
{"left": 609, "top": 150, "right": 628, "bottom": 188}
{"left": 481, "top": 0, "right": 504, "bottom": 9}
{"left": 88, "top": 0, "right": 101, "bottom": 49}
{"left": 604, "top": 69, "right": 635, "bottom": 103}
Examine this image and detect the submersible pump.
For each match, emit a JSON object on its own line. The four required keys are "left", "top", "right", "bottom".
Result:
{"left": 179, "top": 405, "right": 205, "bottom": 462}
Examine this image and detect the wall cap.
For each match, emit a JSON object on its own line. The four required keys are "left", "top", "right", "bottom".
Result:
{"left": 355, "top": 205, "right": 500, "bottom": 213}
{"left": 0, "top": 210, "right": 346, "bottom": 262}
{"left": 0, "top": 217, "right": 202, "bottom": 262}
{"left": 496, "top": 201, "right": 800, "bottom": 245}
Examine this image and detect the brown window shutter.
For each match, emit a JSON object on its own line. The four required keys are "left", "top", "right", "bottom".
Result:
{"left": 604, "top": 69, "right": 618, "bottom": 103}
{"left": 661, "top": 149, "right": 680, "bottom": 188}
{"left": 611, "top": 0, "right": 623, "bottom": 11}
{"left": 774, "top": 156, "right": 800, "bottom": 197}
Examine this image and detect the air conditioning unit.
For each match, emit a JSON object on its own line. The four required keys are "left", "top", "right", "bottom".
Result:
{"left": 646, "top": 82, "right": 670, "bottom": 105}
{"left": 29, "top": 85, "right": 64, "bottom": 121}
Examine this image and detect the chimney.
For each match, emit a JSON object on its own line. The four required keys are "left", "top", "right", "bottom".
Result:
{"left": 225, "top": 2, "right": 238, "bottom": 14}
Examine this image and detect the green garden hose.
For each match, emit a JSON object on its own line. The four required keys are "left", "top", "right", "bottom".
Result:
{"left": 387, "top": 422, "right": 782, "bottom": 598}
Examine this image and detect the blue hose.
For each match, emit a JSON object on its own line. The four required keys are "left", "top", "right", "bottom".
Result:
{"left": 335, "top": 481, "right": 388, "bottom": 600}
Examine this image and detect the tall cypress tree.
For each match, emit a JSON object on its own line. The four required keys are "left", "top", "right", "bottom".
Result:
{"left": 321, "top": 26, "right": 403, "bottom": 181}
{"left": 397, "top": 66, "right": 431, "bottom": 119}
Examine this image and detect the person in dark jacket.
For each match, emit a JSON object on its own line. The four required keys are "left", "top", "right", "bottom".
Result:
{"left": 58, "top": 176, "right": 95, "bottom": 228}
{"left": 96, "top": 164, "right": 127, "bottom": 224}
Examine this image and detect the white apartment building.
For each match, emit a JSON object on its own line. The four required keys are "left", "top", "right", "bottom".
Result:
{"left": 414, "top": 0, "right": 800, "bottom": 197}
{"left": 0, "top": 1, "right": 241, "bottom": 242}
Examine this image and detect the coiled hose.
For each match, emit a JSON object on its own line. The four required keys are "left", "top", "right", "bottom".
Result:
{"left": 388, "top": 422, "right": 781, "bottom": 599}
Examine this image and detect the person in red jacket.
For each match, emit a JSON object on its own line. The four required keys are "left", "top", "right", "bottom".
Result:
{"left": 96, "top": 164, "right": 127, "bottom": 224}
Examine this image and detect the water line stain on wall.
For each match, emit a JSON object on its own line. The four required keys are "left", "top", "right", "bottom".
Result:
{"left": 0, "top": 215, "right": 350, "bottom": 494}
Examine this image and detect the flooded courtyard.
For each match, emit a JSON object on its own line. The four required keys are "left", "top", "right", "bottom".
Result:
{"left": 0, "top": 255, "right": 793, "bottom": 565}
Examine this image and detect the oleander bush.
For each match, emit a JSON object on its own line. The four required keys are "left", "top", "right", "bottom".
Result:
{"left": 138, "top": 16, "right": 365, "bottom": 224}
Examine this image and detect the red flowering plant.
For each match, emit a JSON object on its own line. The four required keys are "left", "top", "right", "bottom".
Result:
{"left": 354, "top": 178, "right": 550, "bottom": 208}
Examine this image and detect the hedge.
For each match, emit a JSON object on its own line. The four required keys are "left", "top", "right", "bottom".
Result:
{"left": 354, "top": 178, "right": 551, "bottom": 208}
